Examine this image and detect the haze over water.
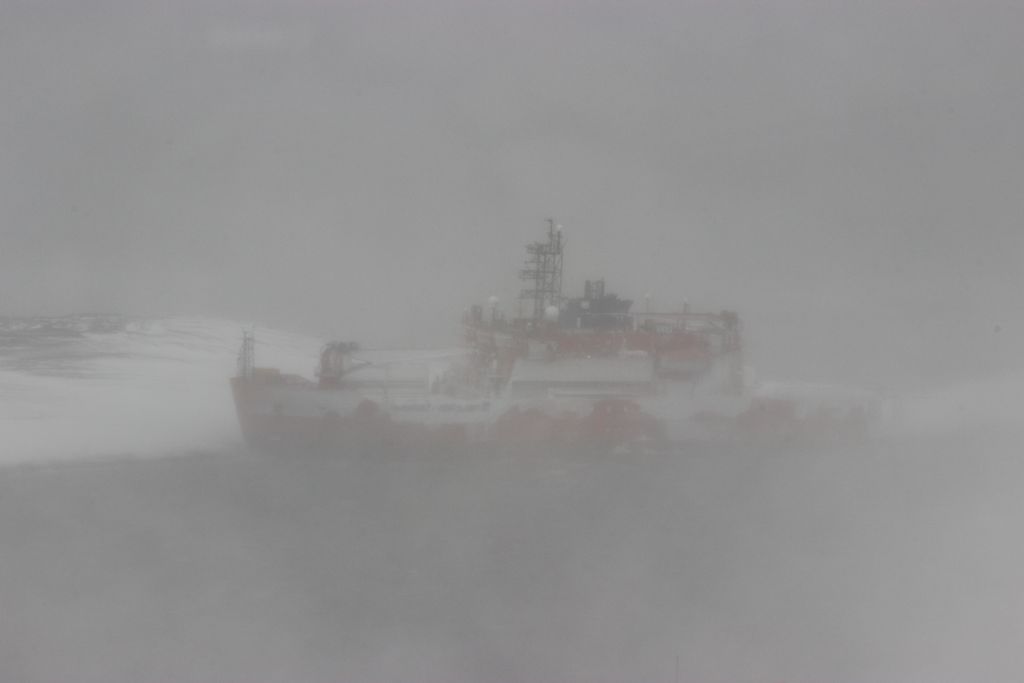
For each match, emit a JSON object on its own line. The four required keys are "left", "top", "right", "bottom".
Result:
{"left": 0, "top": 315, "right": 1021, "bottom": 681}
{"left": 2, "top": 1, "right": 1023, "bottom": 681}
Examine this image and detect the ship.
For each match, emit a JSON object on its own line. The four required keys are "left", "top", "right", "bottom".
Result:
{"left": 231, "top": 221, "right": 881, "bottom": 452}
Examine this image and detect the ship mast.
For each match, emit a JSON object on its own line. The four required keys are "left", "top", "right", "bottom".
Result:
{"left": 519, "top": 219, "right": 564, "bottom": 322}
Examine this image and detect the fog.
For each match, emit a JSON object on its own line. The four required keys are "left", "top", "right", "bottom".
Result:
{"left": 2, "top": 1, "right": 1023, "bottom": 681}
{"left": 4, "top": 1, "right": 1022, "bottom": 379}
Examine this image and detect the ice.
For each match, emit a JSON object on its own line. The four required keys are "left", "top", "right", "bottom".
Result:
{"left": 0, "top": 316, "right": 321, "bottom": 464}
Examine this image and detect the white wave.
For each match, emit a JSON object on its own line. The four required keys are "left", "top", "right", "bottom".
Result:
{"left": 888, "top": 371, "right": 1024, "bottom": 439}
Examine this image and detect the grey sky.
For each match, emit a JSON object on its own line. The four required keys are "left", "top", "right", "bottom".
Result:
{"left": 2, "top": 0, "right": 1022, "bottom": 385}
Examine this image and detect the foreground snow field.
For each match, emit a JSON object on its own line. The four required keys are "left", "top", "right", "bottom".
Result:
{"left": 2, "top": 435, "right": 1024, "bottom": 682}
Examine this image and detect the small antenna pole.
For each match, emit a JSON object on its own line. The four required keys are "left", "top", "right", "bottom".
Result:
{"left": 237, "top": 328, "right": 255, "bottom": 379}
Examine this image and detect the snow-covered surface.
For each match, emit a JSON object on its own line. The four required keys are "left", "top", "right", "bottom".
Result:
{"left": 343, "top": 350, "right": 471, "bottom": 384}
{"left": 507, "top": 356, "right": 655, "bottom": 385}
{"left": 1, "top": 315, "right": 1021, "bottom": 464}
{"left": 0, "top": 316, "right": 322, "bottom": 464}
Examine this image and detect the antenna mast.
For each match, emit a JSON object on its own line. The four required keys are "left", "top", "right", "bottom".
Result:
{"left": 237, "top": 329, "right": 255, "bottom": 379}
{"left": 519, "top": 219, "right": 564, "bottom": 322}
